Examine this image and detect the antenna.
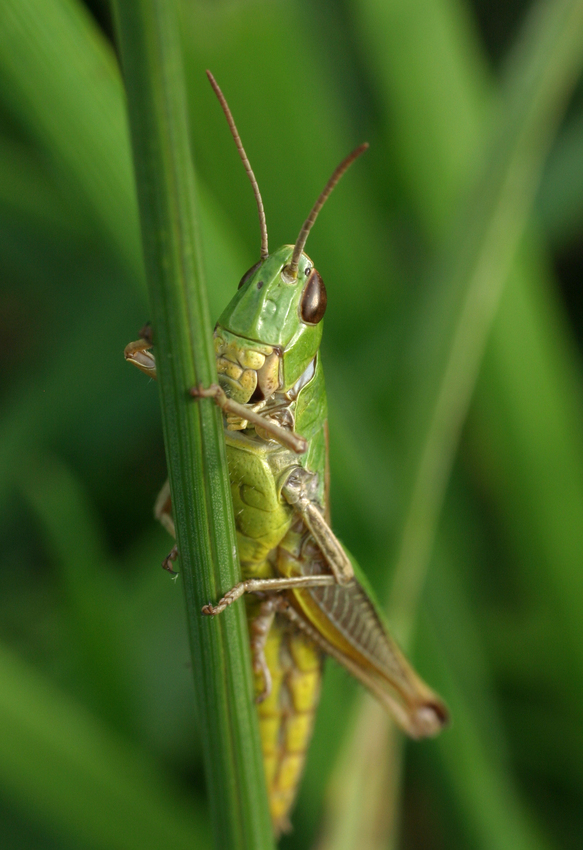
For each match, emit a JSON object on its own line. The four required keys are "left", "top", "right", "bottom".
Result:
{"left": 286, "top": 143, "right": 369, "bottom": 280}
{"left": 206, "top": 71, "right": 269, "bottom": 260}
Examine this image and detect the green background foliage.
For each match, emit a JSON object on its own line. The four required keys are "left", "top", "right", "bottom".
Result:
{"left": 1, "top": 0, "right": 583, "bottom": 848}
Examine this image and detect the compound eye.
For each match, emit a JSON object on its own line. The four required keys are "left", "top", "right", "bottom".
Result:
{"left": 300, "top": 269, "right": 327, "bottom": 324}
{"left": 238, "top": 260, "right": 263, "bottom": 290}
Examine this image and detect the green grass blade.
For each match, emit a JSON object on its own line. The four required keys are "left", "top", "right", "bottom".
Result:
{"left": 537, "top": 110, "right": 583, "bottom": 245}
{"left": 0, "top": 0, "right": 142, "bottom": 278}
{"left": 349, "top": 0, "right": 492, "bottom": 241}
{"left": 20, "top": 455, "right": 133, "bottom": 729}
{"left": 315, "top": 699, "right": 403, "bottom": 850}
{"left": 421, "top": 528, "right": 556, "bottom": 850}
{"left": 111, "top": 3, "right": 273, "bottom": 847}
{"left": 0, "top": 643, "right": 209, "bottom": 850}
{"left": 388, "top": 0, "right": 583, "bottom": 637}
{"left": 474, "top": 250, "right": 583, "bottom": 697}
{"left": 318, "top": 0, "right": 583, "bottom": 846}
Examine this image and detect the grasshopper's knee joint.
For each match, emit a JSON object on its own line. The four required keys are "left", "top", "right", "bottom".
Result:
{"left": 283, "top": 467, "right": 319, "bottom": 505}
{"left": 413, "top": 701, "right": 450, "bottom": 738}
{"left": 337, "top": 574, "right": 354, "bottom": 587}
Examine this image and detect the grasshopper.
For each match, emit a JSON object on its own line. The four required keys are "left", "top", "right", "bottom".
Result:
{"left": 125, "top": 71, "right": 448, "bottom": 835}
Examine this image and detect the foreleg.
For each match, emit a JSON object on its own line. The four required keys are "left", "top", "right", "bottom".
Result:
{"left": 190, "top": 383, "right": 307, "bottom": 454}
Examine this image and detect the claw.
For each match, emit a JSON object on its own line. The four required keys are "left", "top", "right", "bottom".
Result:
{"left": 162, "top": 544, "right": 179, "bottom": 574}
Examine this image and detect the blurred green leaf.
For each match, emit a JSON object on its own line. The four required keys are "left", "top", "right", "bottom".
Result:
{"left": 0, "top": 643, "right": 209, "bottom": 850}
{"left": 20, "top": 455, "right": 133, "bottom": 728}
{"left": 0, "top": 0, "right": 142, "bottom": 278}
{"left": 112, "top": 2, "right": 273, "bottom": 846}
{"left": 538, "top": 110, "right": 583, "bottom": 246}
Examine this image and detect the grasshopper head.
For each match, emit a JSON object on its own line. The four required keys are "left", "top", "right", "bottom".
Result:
{"left": 205, "top": 72, "right": 365, "bottom": 410}
{"left": 214, "top": 245, "right": 326, "bottom": 404}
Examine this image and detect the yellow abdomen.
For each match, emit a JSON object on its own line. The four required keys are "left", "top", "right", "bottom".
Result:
{"left": 226, "top": 436, "right": 323, "bottom": 832}
{"left": 251, "top": 604, "right": 322, "bottom": 834}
